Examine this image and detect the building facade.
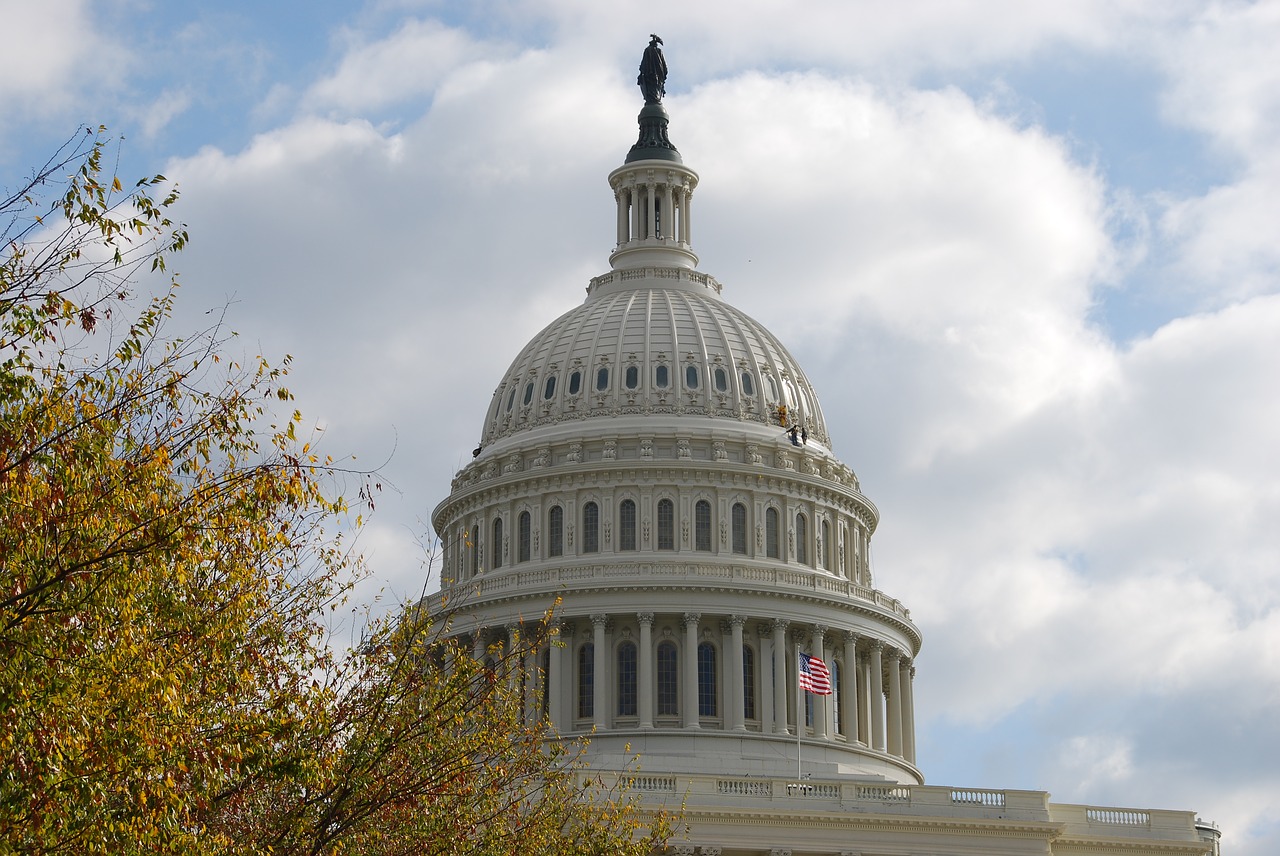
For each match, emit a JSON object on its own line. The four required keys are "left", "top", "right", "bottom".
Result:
{"left": 428, "top": 42, "right": 1220, "bottom": 856}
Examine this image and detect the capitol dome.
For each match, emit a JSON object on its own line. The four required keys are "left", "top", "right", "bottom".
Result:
{"left": 433, "top": 81, "right": 917, "bottom": 786}
{"left": 480, "top": 269, "right": 831, "bottom": 453}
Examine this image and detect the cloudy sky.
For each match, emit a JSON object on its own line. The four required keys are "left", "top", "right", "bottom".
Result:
{"left": 4, "top": 0, "right": 1277, "bottom": 851}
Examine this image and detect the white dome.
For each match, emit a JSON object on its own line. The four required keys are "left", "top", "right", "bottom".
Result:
{"left": 480, "top": 266, "right": 830, "bottom": 450}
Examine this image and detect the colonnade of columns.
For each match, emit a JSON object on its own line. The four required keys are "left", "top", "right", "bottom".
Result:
{"left": 613, "top": 174, "right": 694, "bottom": 247}
{"left": 464, "top": 612, "right": 917, "bottom": 766}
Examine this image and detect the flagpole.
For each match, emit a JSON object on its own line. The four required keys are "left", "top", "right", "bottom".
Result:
{"left": 797, "top": 688, "right": 804, "bottom": 780}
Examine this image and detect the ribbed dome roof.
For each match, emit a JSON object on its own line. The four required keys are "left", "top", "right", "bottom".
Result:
{"left": 480, "top": 267, "right": 829, "bottom": 448}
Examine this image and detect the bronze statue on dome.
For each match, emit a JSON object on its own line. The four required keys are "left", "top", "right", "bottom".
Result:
{"left": 637, "top": 34, "right": 667, "bottom": 104}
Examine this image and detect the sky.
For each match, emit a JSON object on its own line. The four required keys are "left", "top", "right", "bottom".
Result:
{"left": 3, "top": 0, "right": 1277, "bottom": 852}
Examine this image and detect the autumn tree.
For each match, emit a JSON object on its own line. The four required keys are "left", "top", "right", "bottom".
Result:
{"left": 0, "top": 129, "right": 670, "bottom": 855}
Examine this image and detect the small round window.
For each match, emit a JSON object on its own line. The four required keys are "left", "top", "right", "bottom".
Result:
{"left": 543, "top": 376, "right": 556, "bottom": 400}
{"left": 655, "top": 365, "right": 669, "bottom": 388}
{"left": 596, "top": 367, "right": 609, "bottom": 391}
{"left": 685, "top": 365, "right": 699, "bottom": 389}
{"left": 625, "top": 366, "right": 639, "bottom": 389}
{"left": 714, "top": 367, "right": 728, "bottom": 392}
{"left": 568, "top": 370, "right": 582, "bottom": 395}
{"left": 741, "top": 372, "right": 755, "bottom": 396}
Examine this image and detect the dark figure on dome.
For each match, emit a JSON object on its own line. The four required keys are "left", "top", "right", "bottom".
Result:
{"left": 638, "top": 34, "right": 667, "bottom": 104}
{"left": 788, "top": 426, "right": 801, "bottom": 446}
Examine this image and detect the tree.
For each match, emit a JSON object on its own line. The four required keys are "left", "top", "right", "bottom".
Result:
{"left": 0, "top": 129, "right": 670, "bottom": 855}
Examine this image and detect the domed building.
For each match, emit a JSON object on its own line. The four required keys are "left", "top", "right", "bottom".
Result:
{"left": 429, "top": 39, "right": 1220, "bottom": 856}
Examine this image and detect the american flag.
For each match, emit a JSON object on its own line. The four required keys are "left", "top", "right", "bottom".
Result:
{"left": 798, "top": 652, "right": 832, "bottom": 695}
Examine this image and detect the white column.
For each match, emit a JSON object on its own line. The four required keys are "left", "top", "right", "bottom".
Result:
{"left": 729, "top": 616, "right": 746, "bottom": 732}
{"left": 772, "top": 619, "right": 790, "bottom": 734}
{"left": 886, "top": 648, "right": 903, "bottom": 757}
{"left": 902, "top": 660, "right": 916, "bottom": 764}
{"left": 842, "top": 631, "right": 860, "bottom": 743}
{"left": 630, "top": 181, "right": 642, "bottom": 242}
{"left": 548, "top": 621, "right": 567, "bottom": 731}
{"left": 683, "top": 613, "right": 701, "bottom": 728}
{"left": 869, "top": 641, "right": 885, "bottom": 751}
{"left": 812, "top": 625, "right": 829, "bottom": 740}
{"left": 591, "top": 614, "right": 607, "bottom": 730}
{"left": 616, "top": 188, "right": 629, "bottom": 245}
{"left": 662, "top": 182, "right": 674, "bottom": 239}
{"left": 506, "top": 624, "right": 520, "bottom": 695}
{"left": 857, "top": 650, "right": 870, "bottom": 744}
{"left": 638, "top": 613, "right": 654, "bottom": 729}
{"left": 681, "top": 185, "right": 692, "bottom": 244}
{"left": 471, "top": 630, "right": 486, "bottom": 662}
{"left": 646, "top": 183, "right": 657, "bottom": 240}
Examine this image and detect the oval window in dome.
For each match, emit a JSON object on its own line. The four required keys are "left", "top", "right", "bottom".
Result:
{"left": 568, "top": 370, "right": 581, "bottom": 395}
{"left": 741, "top": 371, "right": 755, "bottom": 396}
{"left": 655, "top": 365, "right": 669, "bottom": 388}
{"left": 506, "top": 385, "right": 517, "bottom": 412}
{"left": 685, "top": 365, "right": 699, "bottom": 389}
{"left": 544, "top": 375, "right": 556, "bottom": 400}
{"left": 523, "top": 382, "right": 534, "bottom": 406}
{"left": 766, "top": 373, "right": 779, "bottom": 402}
{"left": 625, "top": 366, "right": 639, "bottom": 389}
{"left": 596, "top": 367, "right": 609, "bottom": 391}
{"left": 714, "top": 367, "right": 728, "bottom": 392}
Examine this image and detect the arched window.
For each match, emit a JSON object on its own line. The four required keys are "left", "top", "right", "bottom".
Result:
{"left": 765, "top": 507, "right": 780, "bottom": 559}
{"left": 743, "top": 645, "right": 757, "bottom": 721}
{"left": 617, "top": 642, "right": 637, "bottom": 716}
{"left": 657, "top": 498, "right": 674, "bottom": 550}
{"left": 578, "top": 643, "right": 594, "bottom": 719}
{"left": 697, "top": 642, "right": 717, "bottom": 717}
{"left": 469, "top": 525, "right": 479, "bottom": 576}
{"left": 518, "top": 511, "right": 531, "bottom": 563}
{"left": 694, "top": 500, "right": 712, "bottom": 552}
{"left": 548, "top": 505, "right": 563, "bottom": 557}
{"left": 796, "top": 513, "right": 808, "bottom": 565}
{"left": 685, "top": 365, "right": 699, "bottom": 389}
{"left": 492, "top": 517, "right": 503, "bottom": 569}
{"left": 656, "top": 641, "right": 678, "bottom": 716}
{"left": 731, "top": 503, "right": 747, "bottom": 555}
{"left": 822, "top": 519, "right": 832, "bottom": 570}
{"left": 583, "top": 502, "right": 599, "bottom": 553}
{"left": 619, "top": 499, "right": 637, "bottom": 551}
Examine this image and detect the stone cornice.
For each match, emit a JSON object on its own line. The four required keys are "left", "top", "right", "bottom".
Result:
{"left": 432, "top": 570, "right": 921, "bottom": 651}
